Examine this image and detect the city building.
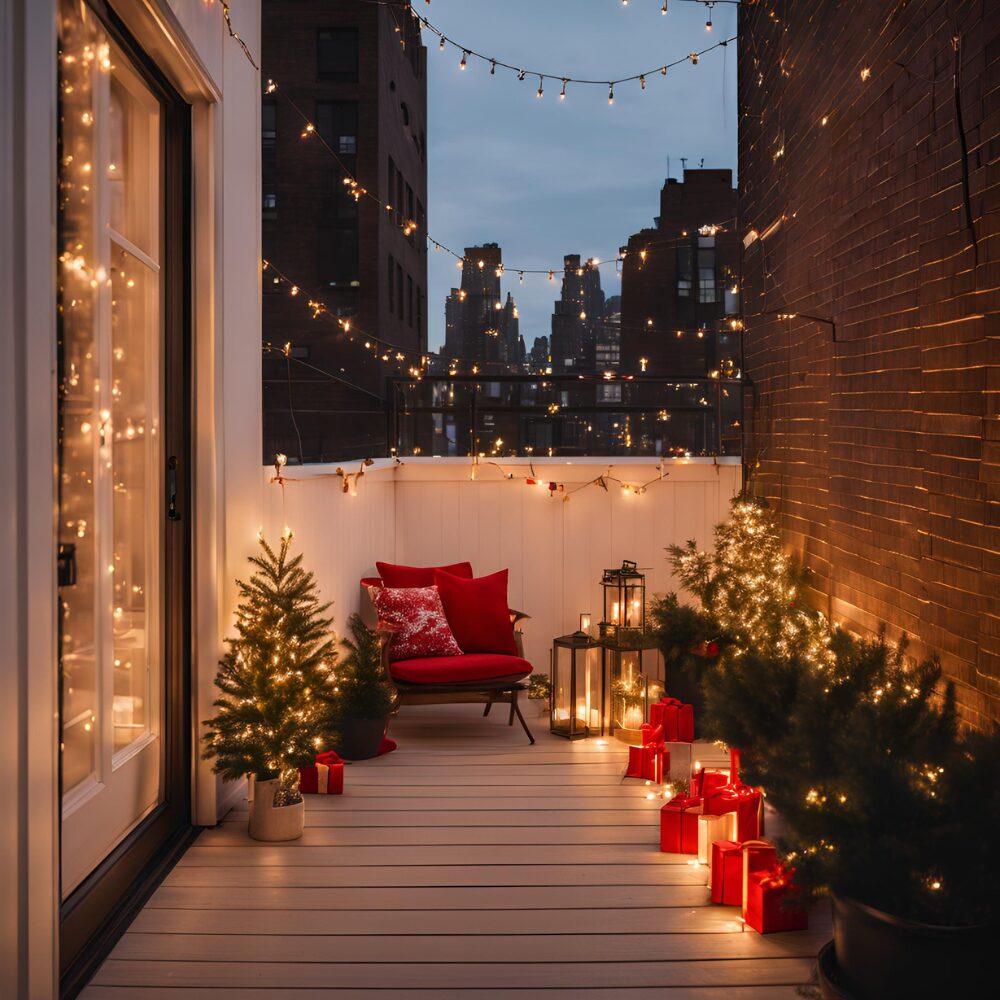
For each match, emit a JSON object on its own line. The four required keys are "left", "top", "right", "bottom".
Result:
{"left": 261, "top": 0, "right": 427, "bottom": 462}
{"left": 619, "top": 169, "right": 739, "bottom": 377}
{"left": 549, "top": 254, "right": 606, "bottom": 371}
{"left": 595, "top": 294, "right": 622, "bottom": 369}
{"left": 442, "top": 243, "right": 523, "bottom": 367}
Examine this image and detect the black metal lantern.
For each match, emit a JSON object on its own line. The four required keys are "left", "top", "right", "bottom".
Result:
{"left": 599, "top": 560, "right": 647, "bottom": 639}
{"left": 550, "top": 632, "right": 604, "bottom": 739}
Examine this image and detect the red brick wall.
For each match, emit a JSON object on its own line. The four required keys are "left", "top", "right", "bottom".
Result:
{"left": 739, "top": 0, "right": 1000, "bottom": 726}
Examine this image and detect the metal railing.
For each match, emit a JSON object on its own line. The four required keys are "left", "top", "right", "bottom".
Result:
{"left": 386, "top": 374, "right": 742, "bottom": 458}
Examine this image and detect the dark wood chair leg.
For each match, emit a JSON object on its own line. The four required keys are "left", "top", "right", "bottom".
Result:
{"left": 483, "top": 697, "right": 494, "bottom": 717}
{"left": 511, "top": 691, "right": 535, "bottom": 744}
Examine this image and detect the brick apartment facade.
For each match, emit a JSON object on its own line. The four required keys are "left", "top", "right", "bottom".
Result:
{"left": 262, "top": 0, "right": 426, "bottom": 462}
{"left": 619, "top": 169, "right": 739, "bottom": 377}
{"left": 739, "top": 0, "right": 1000, "bottom": 726}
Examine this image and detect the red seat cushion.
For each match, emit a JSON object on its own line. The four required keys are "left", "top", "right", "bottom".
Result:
{"left": 376, "top": 561, "right": 473, "bottom": 587}
{"left": 434, "top": 569, "right": 518, "bottom": 656}
{"left": 390, "top": 653, "right": 532, "bottom": 685}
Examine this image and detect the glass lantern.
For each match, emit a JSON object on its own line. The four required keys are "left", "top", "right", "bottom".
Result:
{"left": 550, "top": 632, "right": 604, "bottom": 739}
{"left": 599, "top": 560, "right": 646, "bottom": 639}
{"left": 602, "top": 632, "right": 660, "bottom": 742}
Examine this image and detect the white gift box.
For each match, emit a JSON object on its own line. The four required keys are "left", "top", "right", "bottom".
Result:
{"left": 697, "top": 811, "right": 738, "bottom": 868}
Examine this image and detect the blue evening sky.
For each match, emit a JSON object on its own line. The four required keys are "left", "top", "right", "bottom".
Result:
{"left": 424, "top": 0, "right": 738, "bottom": 351}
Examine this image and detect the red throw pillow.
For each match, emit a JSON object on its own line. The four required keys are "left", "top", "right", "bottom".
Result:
{"left": 376, "top": 561, "right": 473, "bottom": 588}
{"left": 372, "top": 586, "right": 463, "bottom": 662}
{"left": 433, "top": 569, "right": 517, "bottom": 656}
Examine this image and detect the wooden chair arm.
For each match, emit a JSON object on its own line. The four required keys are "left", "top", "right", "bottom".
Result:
{"left": 509, "top": 609, "right": 530, "bottom": 626}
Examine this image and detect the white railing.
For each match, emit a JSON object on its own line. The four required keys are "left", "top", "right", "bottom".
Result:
{"left": 262, "top": 457, "right": 742, "bottom": 671}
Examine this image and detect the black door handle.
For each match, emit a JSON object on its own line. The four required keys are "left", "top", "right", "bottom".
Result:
{"left": 167, "top": 456, "right": 182, "bottom": 521}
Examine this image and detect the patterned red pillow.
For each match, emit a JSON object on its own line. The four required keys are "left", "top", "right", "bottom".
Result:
{"left": 371, "top": 586, "right": 463, "bottom": 662}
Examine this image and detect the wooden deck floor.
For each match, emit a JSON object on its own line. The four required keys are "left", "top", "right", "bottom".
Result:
{"left": 83, "top": 703, "right": 830, "bottom": 998}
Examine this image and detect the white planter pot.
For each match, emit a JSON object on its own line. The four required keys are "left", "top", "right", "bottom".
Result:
{"left": 248, "top": 777, "right": 305, "bottom": 842}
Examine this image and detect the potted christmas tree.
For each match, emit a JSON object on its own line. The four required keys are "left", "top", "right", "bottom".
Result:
{"left": 334, "top": 613, "right": 396, "bottom": 760}
{"left": 202, "top": 534, "right": 340, "bottom": 841}
{"left": 702, "top": 619, "right": 999, "bottom": 996}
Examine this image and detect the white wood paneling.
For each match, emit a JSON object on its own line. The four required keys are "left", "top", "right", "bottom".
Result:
{"left": 262, "top": 458, "right": 741, "bottom": 671}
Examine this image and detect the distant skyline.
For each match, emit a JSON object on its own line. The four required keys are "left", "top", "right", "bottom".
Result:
{"left": 425, "top": 0, "right": 738, "bottom": 352}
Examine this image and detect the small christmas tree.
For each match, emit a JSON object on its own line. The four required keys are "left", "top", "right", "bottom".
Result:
{"left": 202, "top": 534, "right": 340, "bottom": 805}
{"left": 336, "top": 613, "right": 395, "bottom": 722}
{"left": 650, "top": 494, "right": 833, "bottom": 709}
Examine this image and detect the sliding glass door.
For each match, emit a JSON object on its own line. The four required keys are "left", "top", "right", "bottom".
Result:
{"left": 57, "top": 1, "right": 192, "bottom": 988}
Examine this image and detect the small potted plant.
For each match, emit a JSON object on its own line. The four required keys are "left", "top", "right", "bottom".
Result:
{"left": 202, "top": 534, "right": 340, "bottom": 841}
{"left": 527, "top": 673, "right": 551, "bottom": 716}
{"left": 335, "top": 613, "right": 396, "bottom": 760}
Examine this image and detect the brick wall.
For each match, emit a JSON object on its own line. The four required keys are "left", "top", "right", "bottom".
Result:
{"left": 739, "top": 0, "right": 1000, "bottom": 726}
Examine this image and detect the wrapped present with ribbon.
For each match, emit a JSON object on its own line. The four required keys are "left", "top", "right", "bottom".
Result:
{"left": 741, "top": 839, "right": 777, "bottom": 920}
{"left": 625, "top": 723, "right": 668, "bottom": 783}
{"left": 729, "top": 747, "right": 742, "bottom": 782}
{"left": 691, "top": 766, "right": 729, "bottom": 801}
{"left": 704, "top": 782, "right": 762, "bottom": 841}
{"left": 299, "top": 750, "right": 344, "bottom": 795}
{"left": 710, "top": 839, "right": 744, "bottom": 905}
{"left": 649, "top": 696, "right": 695, "bottom": 743}
{"left": 745, "top": 863, "right": 809, "bottom": 933}
{"left": 660, "top": 794, "right": 702, "bottom": 854}
{"left": 697, "top": 811, "right": 737, "bottom": 866}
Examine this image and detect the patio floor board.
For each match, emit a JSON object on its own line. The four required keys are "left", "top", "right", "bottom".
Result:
{"left": 83, "top": 704, "right": 828, "bottom": 996}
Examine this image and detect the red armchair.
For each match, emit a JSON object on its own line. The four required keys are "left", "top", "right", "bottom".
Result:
{"left": 361, "top": 566, "right": 535, "bottom": 743}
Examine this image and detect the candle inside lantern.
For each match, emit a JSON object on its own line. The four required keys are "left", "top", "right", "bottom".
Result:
{"left": 579, "top": 612, "right": 591, "bottom": 633}
{"left": 612, "top": 601, "right": 620, "bottom": 624}
{"left": 590, "top": 707, "right": 600, "bottom": 729}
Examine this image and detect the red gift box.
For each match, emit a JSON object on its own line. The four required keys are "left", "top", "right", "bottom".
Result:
{"left": 741, "top": 840, "right": 777, "bottom": 920}
{"left": 649, "top": 697, "right": 694, "bottom": 742}
{"left": 745, "top": 865, "right": 809, "bottom": 933}
{"left": 660, "top": 794, "right": 702, "bottom": 854}
{"left": 299, "top": 750, "right": 344, "bottom": 795}
{"left": 729, "top": 747, "right": 742, "bottom": 782}
{"left": 692, "top": 767, "right": 729, "bottom": 801}
{"left": 710, "top": 839, "right": 744, "bottom": 905}
{"left": 625, "top": 723, "right": 668, "bottom": 783}
{"left": 705, "top": 782, "right": 762, "bottom": 841}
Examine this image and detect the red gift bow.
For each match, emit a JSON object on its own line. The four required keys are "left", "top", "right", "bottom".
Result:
{"left": 756, "top": 862, "right": 796, "bottom": 890}
{"left": 315, "top": 750, "right": 342, "bottom": 768}
{"left": 706, "top": 781, "right": 761, "bottom": 840}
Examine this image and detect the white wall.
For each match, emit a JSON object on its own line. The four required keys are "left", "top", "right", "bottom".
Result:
{"left": 262, "top": 458, "right": 742, "bottom": 674}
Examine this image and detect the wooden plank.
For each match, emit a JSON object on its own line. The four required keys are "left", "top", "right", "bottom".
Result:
{"left": 162, "top": 863, "right": 706, "bottom": 889}
{"left": 146, "top": 884, "right": 715, "bottom": 911}
{"left": 82, "top": 988, "right": 805, "bottom": 999}
{"left": 198, "top": 825, "right": 661, "bottom": 847}
{"left": 130, "top": 904, "right": 776, "bottom": 937}
{"left": 109, "top": 930, "right": 831, "bottom": 965}
{"left": 229, "top": 787, "right": 663, "bottom": 812}
{"left": 89, "top": 958, "right": 820, "bottom": 989}
{"left": 222, "top": 808, "right": 665, "bottom": 826}
{"left": 176, "top": 844, "right": 685, "bottom": 867}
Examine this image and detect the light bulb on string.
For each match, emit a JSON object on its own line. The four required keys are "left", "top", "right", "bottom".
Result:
{"left": 536, "top": 76, "right": 544, "bottom": 98}
{"left": 640, "top": 74, "right": 646, "bottom": 91}
{"left": 661, "top": 1, "right": 668, "bottom": 13}
{"left": 490, "top": 59, "right": 496, "bottom": 75}
{"left": 438, "top": 35, "right": 445, "bottom": 51}
{"left": 560, "top": 79, "right": 567, "bottom": 100}
{"left": 608, "top": 84, "right": 614, "bottom": 105}
{"left": 517, "top": 69, "right": 526, "bottom": 81}
{"left": 459, "top": 50, "right": 468, "bottom": 70}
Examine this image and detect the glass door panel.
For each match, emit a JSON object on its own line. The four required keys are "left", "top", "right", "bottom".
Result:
{"left": 58, "top": 2, "right": 166, "bottom": 896}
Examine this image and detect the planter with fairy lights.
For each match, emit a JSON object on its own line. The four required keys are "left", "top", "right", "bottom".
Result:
{"left": 550, "top": 632, "right": 604, "bottom": 739}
